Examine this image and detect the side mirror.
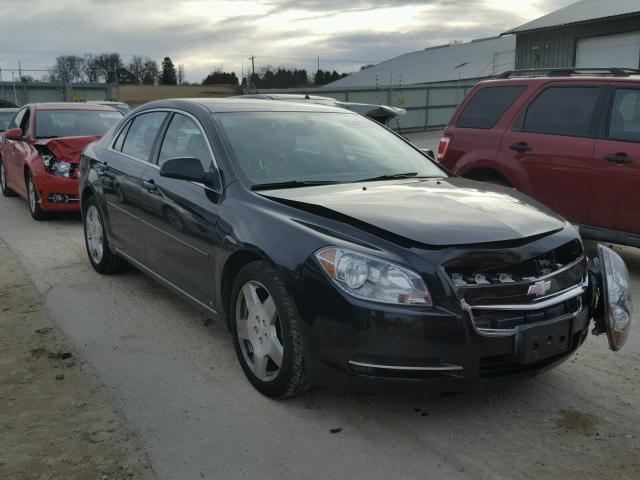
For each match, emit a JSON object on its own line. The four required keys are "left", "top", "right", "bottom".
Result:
{"left": 159, "top": 157, "right": 221, "bottom": 190}
{"left": 4, "top": 128, "right": 23, "bottom": 141}
{"left": 421, "top": 148, "right": 436, "bottom": 161}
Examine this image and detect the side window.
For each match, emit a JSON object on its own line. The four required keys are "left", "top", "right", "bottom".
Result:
{"left": 121, "top": 112, "right": 167, "bottom": 161}
{"left": 158, "top": 113, "right": 213, "bottom": 170}
{"left": 519, "top": 87, "right": 600, "bottom": 137}
{"left": 456, "top": 86, "right": 526, "bottom": 129}
{"left": 20, "top": 108, "right": 31, "bottom": 137}
{"left": 113, "top": 120, "right": 131, "bottom": 151}
{"left": 608, "top": 88, "right": 640, "bottom": 142}
{"left": 10, "top": 109, "right": 26, "bottom": 130}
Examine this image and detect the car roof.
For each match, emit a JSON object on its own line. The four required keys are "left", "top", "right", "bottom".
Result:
{"left": 0, "top": 107, "right": 18, "bottom": 112}
{"left": 28, "top": 102, "right": 120, "bottom": 111}
{"left": 87, "top": 100, "right": 129, "bottom": 105}
{"left": 240, "top": 94, "right": 337, "bottom": 102}
{"left": 139, "top": 98, "right": 354, "bottom": 114}
{"left": 479, "top": 75, "right": 640, "bottom": 87}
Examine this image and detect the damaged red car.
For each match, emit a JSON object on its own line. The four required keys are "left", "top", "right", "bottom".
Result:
{"left": 0, "top": 103, "right": 123, "bottom": 219}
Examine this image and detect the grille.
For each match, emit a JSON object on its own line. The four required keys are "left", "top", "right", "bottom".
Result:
{"left": 445, "top": 240, "right": 582, "bottom": 287}
{"left": 472, "top": 296, "right": 580, "bottom": 330}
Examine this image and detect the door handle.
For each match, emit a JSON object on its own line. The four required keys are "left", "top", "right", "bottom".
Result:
{"left": 143, "top": 179, "right": 158, "bottom": 192}
{"left": 604, "top": 153, "right": 633, "bottom": 165}
{"left": 510, "top": 143, "right": 532, "bottom": 153}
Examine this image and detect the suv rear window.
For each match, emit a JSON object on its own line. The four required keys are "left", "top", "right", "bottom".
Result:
{"left": 518, "top": 86, "right": 600, "bottom": 137}
{"left": 456, "top": 86, "right": 526, "bottom": 129}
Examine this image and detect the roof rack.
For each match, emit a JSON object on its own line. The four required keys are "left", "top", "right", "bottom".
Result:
{"left": 497, "top": 68, "right": 640, "bottom": 79}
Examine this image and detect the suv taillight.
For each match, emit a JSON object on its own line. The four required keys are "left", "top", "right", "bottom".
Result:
{"left": 437, "top": 137, "right": 450, "bottom": 161}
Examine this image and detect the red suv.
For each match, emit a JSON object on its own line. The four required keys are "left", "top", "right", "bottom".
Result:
{"left": 439, "top": 68, "right": 640, "bottom": 247}
{"left": 0, "top": 103, "right": 122, "bottom": 219}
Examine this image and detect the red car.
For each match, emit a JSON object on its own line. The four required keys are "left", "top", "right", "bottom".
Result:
{"left": 439, "top": 68, "right": 640, "bottom": 248}
{"left": 0, "top": 103, "right": 123, "bottom": 219}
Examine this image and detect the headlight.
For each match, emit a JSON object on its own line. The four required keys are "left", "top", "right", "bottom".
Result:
{"left": 315, "top": 247, "right": 432, "bottom": 306}
{"left": 40, "top": 153, "right": 74, "bottom": 178}
{"left": 598, "top": 244, "right": 633, "bottom": 351}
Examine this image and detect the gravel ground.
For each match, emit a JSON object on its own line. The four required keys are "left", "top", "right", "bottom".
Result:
{"left": 0, "top": 191, "right": 638, "bottom": 480}
{"left": 0, "top": 240, "right": 155, "bottom": 480}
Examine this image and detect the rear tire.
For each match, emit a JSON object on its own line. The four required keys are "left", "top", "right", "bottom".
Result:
{"left": 0, "top": 159, "right": 17, "bottom": 197}
{"left": 230, "top": 261, "right": 311, "bottom": 398}
{"left": 83, "top": 195, "right": 126, "bottom": 274}
{"left": 26, "top": 171, "right": 50, "bottom": 220}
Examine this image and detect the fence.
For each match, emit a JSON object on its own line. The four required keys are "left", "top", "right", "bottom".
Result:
{"left": 256, "top": 82, "right": 476, "bottom": 132}
{"left": 0, "top": 82, "right": 112, "bottom": 107}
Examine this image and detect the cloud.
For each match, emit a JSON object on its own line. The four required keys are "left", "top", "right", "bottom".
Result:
{"left": 0, "top": 0, "right": 575, "bottom": 83}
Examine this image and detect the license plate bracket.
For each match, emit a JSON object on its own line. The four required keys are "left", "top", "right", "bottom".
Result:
{"left": 514, "top": 317, "right": 572, "bottom": 364}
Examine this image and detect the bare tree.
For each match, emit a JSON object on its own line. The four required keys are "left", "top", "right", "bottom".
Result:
{"left": 142, "top": 59, "right": 159, "bottom": 85}
{"left": 50, "top": 55, "right": 85, "bottom": 83}
{"left": 128, "top": 55, "right": 145, "bottom": 85}
{"left": 178, "top": 64, "right": 185, "bottom": 85}
{"left": 83, "top": 54, "right": 101, "bottom": 82}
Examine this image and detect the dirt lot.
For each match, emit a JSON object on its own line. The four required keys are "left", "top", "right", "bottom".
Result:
{"left": 0, "top": 241, "right": 155, "bottom": 480}
{"left": 114, "top": 84, "right": 238, "bottom": 107}
{"left": 0, "top": 193, "right": 639, "bottom": 479}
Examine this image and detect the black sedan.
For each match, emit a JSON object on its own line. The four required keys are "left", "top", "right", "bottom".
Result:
{"left": 79, "top": 99, "right": 632, "bottom": 398}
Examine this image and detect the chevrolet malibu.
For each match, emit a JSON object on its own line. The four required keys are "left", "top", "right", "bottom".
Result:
{"left": 0, "top": 103, "right": 122, "bottom": 219}
{"left": 79, "top": 99, "right": 632, "bottom": 398}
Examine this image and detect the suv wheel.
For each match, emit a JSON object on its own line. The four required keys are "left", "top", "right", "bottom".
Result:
{"left": 26, "top": 171, "right": 49, "bottom": 220}
{"left": 0, "top": 159, "right": 17, "bottom": 197}
{"left": 230, "top": 261, "right": 311, "bottom": 398}
{"left": 83, "top": 196, "right": 126, "bottom": 274}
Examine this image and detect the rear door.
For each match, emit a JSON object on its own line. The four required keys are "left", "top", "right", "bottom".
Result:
{"left": 100, "top": 111, "right": 168, "bottom": 261}
{"left": 590, "top": 86, "right": 640, "bottom": 235}
{"left": 139, "top": 111, "right": 220, "bottom": 306}
{"left": 497, "top": 83, "right": 604, "bottom": 224}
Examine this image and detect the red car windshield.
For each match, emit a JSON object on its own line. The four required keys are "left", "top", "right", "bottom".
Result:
{"left": 36, "top": 109, "right": 123, "bottom": 138}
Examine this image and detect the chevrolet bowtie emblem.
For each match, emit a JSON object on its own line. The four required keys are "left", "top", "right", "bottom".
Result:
{"left": 528, "top": 280, "right": 552, "bottom": 297}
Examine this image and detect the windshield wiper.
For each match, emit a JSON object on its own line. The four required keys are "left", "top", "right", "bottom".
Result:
{"left": 356, "top": 172, "right": 419, "bottom": 182}
{"left": 251, "top": 180, "right": 341, "bottom": 191}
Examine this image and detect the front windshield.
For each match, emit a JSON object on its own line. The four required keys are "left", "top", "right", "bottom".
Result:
{"left": 36, "top": 109, "right": 123, "bottom": 138}
{"left": 216, "top": 112, "right": 445, "bottom": 186}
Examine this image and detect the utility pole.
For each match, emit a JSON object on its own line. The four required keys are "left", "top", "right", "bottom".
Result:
{"left": 18, "top": 60, "right": 22, "bottom": 80}
{"left": 11, "top": 71, "right": 17, "bottom": 105}
{"left": 248, "top": 55, "right": 256, "bottom": 93}
{"left": 317, "top": 56, "right": 320, "bottom": 72}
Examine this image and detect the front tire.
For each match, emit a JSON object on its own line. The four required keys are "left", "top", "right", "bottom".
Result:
{"left": 26, "top": 171, "right": 49, "bottom": 220}
{"left": 0, "top": 159, "right": 17, "bottom": 197}
{"left": 83, "top": 195, "right": 126, "bottom": 274}
{"left": 230, "top": 261, "right": 311, "bottom": 398}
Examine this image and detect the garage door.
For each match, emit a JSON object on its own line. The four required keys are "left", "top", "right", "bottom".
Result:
{"left": 576, "top": 31, "right": 640, "bottom": 69}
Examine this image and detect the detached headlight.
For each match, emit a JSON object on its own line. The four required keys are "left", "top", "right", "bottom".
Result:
{"left": 598, "top": 244, "right": 633, "bottom": 351}
{"left": 315, "top": 247, "right": 432, "bottom": 306}
{"left": 41, "top": 153, "right": 74, "bottom": 178}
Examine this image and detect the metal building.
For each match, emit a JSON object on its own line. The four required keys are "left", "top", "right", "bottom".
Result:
{"left": 326, "top": 36, "right": 515, "bottom": 88}
{"left": 504, "top": 0, "right": 640, "bottom": 70}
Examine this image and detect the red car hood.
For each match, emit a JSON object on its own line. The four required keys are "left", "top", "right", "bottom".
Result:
{"left": 34, "top": 136, "right": 101, "bottom": 163}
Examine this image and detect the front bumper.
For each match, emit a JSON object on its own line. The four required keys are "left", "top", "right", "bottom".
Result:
{"left": 32, "top": 170, "right": 80, "bottom": 212}
{"left": 300, "top": 274, "right": 591, "bottom": 393}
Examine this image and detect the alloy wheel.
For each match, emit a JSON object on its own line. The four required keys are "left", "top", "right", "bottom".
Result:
{"left": 235, "top": 280, "right": 284, "bottom": 382}
{"left": 85, "top": 205, "right": 104, "bottom": 264}
{"left": 28, "top": 177, "right": 37, "bottom": 213}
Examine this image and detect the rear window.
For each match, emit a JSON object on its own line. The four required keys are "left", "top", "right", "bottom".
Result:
{"left": 36, "top": 109, "right": 123, "bottom": 138}
{"left": 456, "top": 86, "right": 526, "bottom": 129}
{"left": 518, "top": 87, "right": 600, "bottom": 137}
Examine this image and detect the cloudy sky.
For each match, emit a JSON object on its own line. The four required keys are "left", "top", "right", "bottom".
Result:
{"left": 0, "top": 0, "right": 574, "bottom": 82}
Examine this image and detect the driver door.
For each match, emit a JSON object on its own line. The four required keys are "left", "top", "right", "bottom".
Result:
{"left": 139, "top": 112, "right": 220, "bottom": 307}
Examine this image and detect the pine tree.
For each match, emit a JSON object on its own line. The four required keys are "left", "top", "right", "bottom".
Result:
{"left": 160, "top": 57, "right": 177, "bottom": 85}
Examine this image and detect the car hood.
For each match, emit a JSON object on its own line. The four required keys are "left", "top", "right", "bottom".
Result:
{"left": 34, "top": 136, "right": 101, "bottom": 164}
{"left": 261, "top": 178, "right": 566, "bottom": 247}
